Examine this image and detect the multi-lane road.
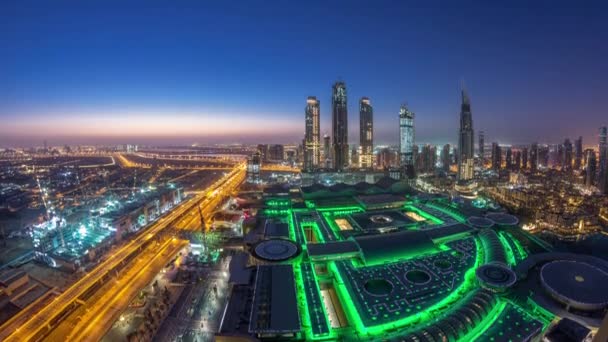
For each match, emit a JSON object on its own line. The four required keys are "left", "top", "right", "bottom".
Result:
{"left": 0, "top": 164, "right": 245, "bottom": 342}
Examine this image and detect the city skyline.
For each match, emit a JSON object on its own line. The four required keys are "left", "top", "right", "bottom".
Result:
{"left": 2, "top": 1, "right": 608, "bottom": 147}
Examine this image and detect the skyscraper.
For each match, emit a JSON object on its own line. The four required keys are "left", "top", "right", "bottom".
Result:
{"left": 399, "top": 104, "right": 415, "bottom": 174}
{"left": 522, "top": 147, "right": 528, "bottom": 169}
{"left": 563, "top": 138, "right": 573, "bottom": 172}
{"left": 304, "top": 96, "right": 320, "bottom": 171}
{"left": 585, "top": 149, "right": 597, "bottom": 187}
{"left": 457, "top": 90, "right": 475, "bottom": 181}
{"left": 574, "top": 136, "right": 583, "bottom": 170}
{"left": 359, "top": 97, "right": 374, "bottom": 168}
{"left": 441, "top": 144, "right": 451, "bottom": 172}
{"left": 491, "top": 143, "right": 502, "bottom": 170}
{"left": 598, "top": 127, "right": 608, "bottom": 194}
{"left": 478, "top": 130, "right": 485, "bottom": 166}
{"left": 530, "top": 143, "right": 538, "bottom": 171}
{"left": 322, "top": 133, "right": 331, "bottom": 168}
{"left": 505, "top": 147, "right": 512, "bottom": 170}
{"left": 332, "top": 81, "right": 348, "bottom": 171}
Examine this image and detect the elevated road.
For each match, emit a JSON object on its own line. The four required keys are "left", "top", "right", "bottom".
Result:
{"left": 0, "top": 164, "right": 246, "bottom": 342}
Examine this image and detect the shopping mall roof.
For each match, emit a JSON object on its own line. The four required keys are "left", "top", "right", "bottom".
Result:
{"left": 249, "top": 265, "right": 301, "bottom": 334}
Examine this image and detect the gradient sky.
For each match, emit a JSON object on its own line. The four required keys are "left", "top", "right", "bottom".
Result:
{"left": 2, "top": 1, "right": 608, "bottom": 147}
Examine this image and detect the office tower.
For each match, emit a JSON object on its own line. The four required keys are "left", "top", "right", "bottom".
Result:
{"left": 247, "top": 151, "right": 262, "bottom": 183}
{"left": 332, "top": 81, "right": 348, "bottom": 171}
{"left": 563, "top": 138, "right": 573, "bottom": 172}
{"left": 514, "top": 151, "right": 521, "bottom": 170}
{"left": 359, "top": 97, "right": 374, "bottom": 168}
{"left": 522, "top": 147, "right": 528, "bottom": 169}
{"left": 351, "top": 146, "right": 359, "bottom": 167}
{"left": 585, "top": 149, "right": 597, "bottom": 187}
{"left": 377, "top": 148, "right": 396, "bottom": 169}
{"left": 599, "top": 126, "right": 608, "bottom": 194}
{"left": 539, "top": 145, "right": 550, "bottom": 168}
{"left": 505, "top": 148, "right": 512, "bottom": 170}
{"left": 257, "top": 144, "right": 269, "bottom": 162}
{"left": 413, "top": 145, "right": 420, "bottom": 171}
{"left": 491, "top": 143, "right": 502, "bottom": 170}
{"left": 268, "top": 144, "right": 284, "bottom": 161}
{"left": 478, "top": 131, "right": 485, "bottom": 164}
{"left": 323, "top": 134, "right": 331, "bottom": 168}
{"left": 441, "top": 144, "right": 451, "bottom": 172}
{"left": 457, "top": 90, "right": 475, "bottom": 181}
{"left": 399, "top": 104, "right": 415, "bottom": 168}
{"left": 420, "top": 145, "right": 437, "bottom": 173}
{"left": 574, "top": 136, "right": 583, "bottom": 170}
{"left": 303, "top": 96, "right": 320, "bottom": 171}
{"left": 554, "top": 144, "right": 563, "bottom": 168}
{"left": 530, "top": 143, "right": 538, "bottom": 171}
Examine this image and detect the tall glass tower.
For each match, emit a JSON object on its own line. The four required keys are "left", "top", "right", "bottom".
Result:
{"left": 457, "top": 90, "right": 475, "bottom": 181}
{"left": 359, "top": 97, "right": 373, "bottom": 168}
{"left": 599, "top": 126, "right": 608, "bottom": 194}
{"left": 399, "top": 104, "right": 415, "bottom": 173}
{"left": 304, "top": 96, "right": 320, "bottom": 171}
{"left": 332, "top": 81, "right": 348, "bottom": 171}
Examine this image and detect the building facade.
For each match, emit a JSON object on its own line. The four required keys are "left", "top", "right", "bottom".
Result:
{"left": 457, "top": 90, "right": 475, "bottom": 181}
{"left": 332, "top": 81, "right": 348, "bottom": 171}
{"left": 399, "top": 104, "right": 415, "bottom": 170}
{"left": 304, "top": 96, "right": 321, "bottom": 171}
{"left": 359, "top": 97, "right": 374, "bottom": 168}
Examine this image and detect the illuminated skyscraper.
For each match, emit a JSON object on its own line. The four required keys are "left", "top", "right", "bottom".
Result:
{"left": 585, "top": 149, "right": 597, "bottom": 187}
{"left": 399, "top": 104, "right": 415, "bottom": 171}
{"left": 304, "top": 96, "right": 320, "bottom": 171}
{"left": 457, "top": 90, "right": 475, "bottom": 181}
{"left": 522, "top": 147, "right": 528, "bottom": 169}
{"left": 506, "top": 147, "right": 512, "bottom": 170}
{"left": 478, "top": 130, "right": 485, "bottom": 165}
{"left": 322, "top": 134, "right": 331, "bottom": 168}
{"left": 359, "top": 97, "right": 374, "bottom": 168}
{"left": 574, "top": 136, "right": 583, "bottom": 170}
{"left": 332, "top": 81, "right": 348, "bottom": 171}
{"left": 599, "top": 127, "right": 608, "bottom": 194}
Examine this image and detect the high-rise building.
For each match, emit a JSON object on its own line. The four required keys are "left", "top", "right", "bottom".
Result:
{"left": 441, "top": 144, "right": 451, "bottom": 172}
{"left": 303, "top": 96, "right": 320, "bottom": 171}
{"left": 257, "top": 144, "right": 269, "bottom": 162}
{"left": 420, "top": 145, "right": 436, "bottom": 173}
{"left": 399, "top": 104, "right": 415, "bottom": 169}
{"left": 514, "top": 151, "right": 521, "bottom": 170}
{"left": 491, "top": 143, "right": 502, "bottom": 170}
{"left": 377, "top": 148, "right": 397, "bottom": 169}
{"left": 351, "top": 146, "right": 359, "bottom": 167}
{"left": 322, "top": 133, "right": 331, "bottom": 168}
{"left": 563, "top": 138, "right": 573, "bottom": 172}
{"left": 505, "top": 147, "right": 512, "bottom": 170}
{"left": 457, "top": 90, "right": 475, "bottom": 181}
{"left": 359, "top": 97, "right": 374, "bottom": 168}
{"left": 530, "top": 143, "right": 538, "bottom": 172}
{"left": 268, "top": 144, "right": 284, "bottom": 161}
{"left": 246, "top": 151, "right": 262, "bottom": 183}
{"left": 585, "top": 149, "right": 597, "bottom": 187}
{"left": 574, "top": 136, "right": 583, "bottom": 170}
{"left": 599, "top": 127, "right": 608, "bottom": 194}
{"left": 332, "top": 81, "right": 348, "bottom": 171}
{"left": 522, "top": 147, "right": 528, "bottom": 169}
{"left": 478, "top": 131, "right": 485, "bottom": 164}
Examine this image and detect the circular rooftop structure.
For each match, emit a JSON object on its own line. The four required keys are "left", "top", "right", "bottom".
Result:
{"left": 476, "top": 263, "right": 517, "bottom": 291}
{"left": 253, "top": 239, "right": 299, "bottom": 262}
{"left": 369, "top": 214, "right": 394, "bottom": 224}
{"left": 540, "top": 260, "right": 608, "bottom": 311}
{"left": 364, "top": 279, "right": 394, "bottom": 296}
{"left": 485, "top": 213, "right": 519, "bottom": 226}
{"left": 467, "top": 216, "right": 494, "bottom": 229}
{"left": 405, "top": 269, "right": 431, "bottom": 285}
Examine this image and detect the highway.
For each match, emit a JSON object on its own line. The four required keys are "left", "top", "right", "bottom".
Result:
{"left": 0, "top": 164, "right": 246, "bottom": 342}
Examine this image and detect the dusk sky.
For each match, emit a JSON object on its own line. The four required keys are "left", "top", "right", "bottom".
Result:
{"left": 2, "top": 1, "right": 608, "bottom": 147}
